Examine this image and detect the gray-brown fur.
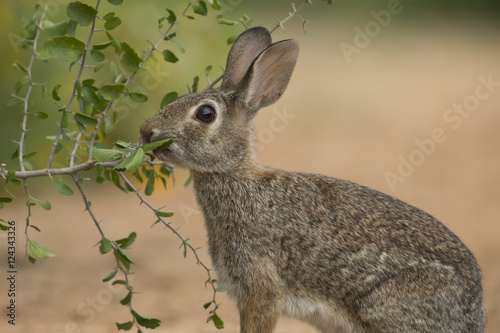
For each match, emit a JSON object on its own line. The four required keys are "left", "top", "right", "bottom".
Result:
{"left": 140, "top": 27, "right": 485, "bottom": 333}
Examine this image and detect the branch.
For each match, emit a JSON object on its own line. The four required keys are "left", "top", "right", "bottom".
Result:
{"left": 18, "top": 6, "right": 48, "bottom": 258}
{"left": 119, "top": 172, "right": 222, "bottom": 317}
{"left": 87, "top": 0, "right": 197, "bottom": 162}
{"left": 2, "top": 161, "right": 120, "bottom": 179}
{"left": 47, "top": 0, "right": 102, "bottom": 170}
{"left": 269, "top": 0, "right": 312, "bottom": 33}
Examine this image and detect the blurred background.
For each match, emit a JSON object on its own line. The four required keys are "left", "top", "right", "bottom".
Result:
{"left": 1, "top": 0, "right": 499, "bottom": 332}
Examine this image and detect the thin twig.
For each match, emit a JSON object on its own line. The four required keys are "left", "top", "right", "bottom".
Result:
{"left": 47, "top": 0, "right": 102, "bottom": 170}
{"left": 19, "top": 7, "right": 48, "bottom": 258}
{"left": 2, "top": 161, "right": 121, "bottom": 179}
{"left": 87, "top": 0, "right": 197, "bottom": 163}
{"left": 119, "top": 172, "right": 221, "bottom": 317}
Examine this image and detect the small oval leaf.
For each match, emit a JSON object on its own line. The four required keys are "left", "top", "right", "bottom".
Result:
{"left": 162, "top": 49, "right": 178, "bottom": 63}
{"left": 29, "top": 240, "right": 56, "bottom": 259}
{"left": 99, "top": 238, "right": 113, "bottom": 254}
{"left": 41, "top": 36, "right": 85, "bottom": 62}
{"left": 53, "top": 181, "right": 74, "bottom": 196}
{"left": 66, "top": 1, "right": 97, "bottom": 27}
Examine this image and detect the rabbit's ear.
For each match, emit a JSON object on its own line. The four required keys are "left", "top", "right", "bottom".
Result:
{"left": 237, "top": 39, "right": 299, "bottom": 109}
{"left": 221, "top": 27, "right": 272, "bottom": 91}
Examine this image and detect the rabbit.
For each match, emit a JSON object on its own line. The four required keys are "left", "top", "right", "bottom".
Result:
{"left": 140, "top": 27, "right": 485, "bottom": 333}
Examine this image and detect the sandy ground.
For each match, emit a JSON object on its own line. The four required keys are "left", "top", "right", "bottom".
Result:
{"left": 1, "top": 23, "right": 500, "bottom": 333}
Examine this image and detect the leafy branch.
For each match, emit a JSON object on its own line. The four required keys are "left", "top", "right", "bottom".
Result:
{"left": 1, "top": 0, "right": 320, "bottom": 331}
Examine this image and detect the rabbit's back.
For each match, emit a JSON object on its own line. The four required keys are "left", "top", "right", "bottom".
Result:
{"left": 193, "top": 169, "right": 485, "bottom": 333}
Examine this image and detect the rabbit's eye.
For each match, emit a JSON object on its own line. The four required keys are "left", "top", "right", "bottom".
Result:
{"left": 195, "top": 105, "right": 216, "bottom": 123}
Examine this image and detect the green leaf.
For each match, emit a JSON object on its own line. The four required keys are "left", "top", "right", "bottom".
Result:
{"left": 145, "top": 171, "right": 155, "bottom": 196}
{"left": 120, "top": 291, "right": 132, "bottom": 305}
{"left": 116, "top": 247, "right": 135, "bottom": 270}
{"left": 29, "top": 240, "right": 56, "bottom": 259}
{"left": 156, "top": 211, "right": 173, "bottom": 218}
{"left": 166, "top": 9, "right": 177, "bottom": 24}
{"left": 120, "top": 42, "right": 142, "bottom": 72}
{"left": 131, "top": 310, "right": 161, "bottom": 329}
{"left": 173, "top": 40, "right": 185, "bottom": 53}
{"left": 160, "top": 92, "right": 178, "bottom": 109}
{"left": 159, "top": 166, "right": 171, "bottom": 177}
{"left": 116, "top": 232, "right": 137, "bottom": 249}
{"left": 22, "top": 20, "right": 37, "bottom": 40}
{"left": 116, "top": 321, "right": 133, "bottom": 331}
{"left": 184, "top": 172, "right": 193, "bottom": 188}
{"left": 74, "top": 113, "right": 98, "bottom": 127}
{"left": 112, "top": 280, "right": 127, "bottom": 286}
{"left": 99, "top": 238, "right": 112, "bottom": 254}
{"left": 115, "top": 140, "right": 131, "bottom": 149}
{"left": 6, "top": 170, "right": 21, "bottom": 187}
{"left": 24, "top": 151, "right": 37, "bottom": 160}
{"left": 93, "top": 41, "right": 113, "bottom": 50}
{"left": 61, "top": 111, "right": 71, "bottom": 128}
{"left": 182, "top": 240, "right": 191, "bottom": 258}
{"left": 28, "top": 196, "right": 51, "bottom": 210}
{"left": 28, "top": 255, "right": 37, "bottom": 264}
{"left": 66, "top": 1, "right": 97, "bottom": 27}
{"left": 108, "top": 0, "right": 123, "bottom": 5}
{"left": 67, "top": 19, "right": 77, "bottom": 36}
{"left": 34, "top": 112, "right": 49, "bottom": 119}
{"left": 30, "top": 224, "right": 41, "bottom": 232}
{"left": 111, "top": 170, "right": 127, "bottom": 192}
{"left": 143, "top": 138, "right": 172, "bottom": 151}
{"left": 53, "top": 181, "right": 74, "bottom": 196}
{"left": 192, "top": 76, "right": 199, "bottom": 93}
{"left": 227, "top": 34, "right": 238, "bottom": 45}
{"left": 114, "top": 148, "right": 145, "bottom": 172}
{"left": 204, "top": 65, "right": 212, "bottom": 76}
{"left": 203, "top": 301, "right": 212, "bottom": 310}
{"left": 207, "top": 314, "right": 224, "bottom": 329}
{"left": 162, "top": 49, "right": 178, "bottom": 63}
{"left": 12, "top": 61, "right": 28, "bottom": 73}
{"left": 52, "top": 84, "right": 62, "bottom": 101}
{"left": 82, "top": 86, "right": 101, "bottom": 104}
{"left": 14, "top": 75, "right": 29, "bottom": 94}
{"left": 106, "top": 32, "right": 121, "bottom": 52}
{"left": 103, "top": 268, "right": 118, "bottom": 282}
{"left": 90, "top": 49, "right": 105, "bottom": 62}
{"left": 128, "top": 92, "right": 148, "bottom": 103}
{"left": 207, "top": 0, "right": 221, "bottom": 10}
{"left": 105, "top": 16, "right": 121, "bottom": 30}
{"left": 216, "top": 15, "right": 239, "bottom": 26}
{"left": 0, "top": 197, "right": 13, "bottom": 204}
{"left": 41, "top": 36, "right": 85, "bottom": 62}
{"left": 100, "top": 83, "right": 125, "bottom": 102}
{"left": 193, "top": 1, "right": 208, "bottom": 16}
{"left": 7, "top": 98, "right": 22, "bottom": 107}
{"left": 43, "top": 20, "right": 68, "bottom": 37}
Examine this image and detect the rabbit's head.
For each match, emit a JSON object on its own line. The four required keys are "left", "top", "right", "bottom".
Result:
{"left": 140, "top": 27, "right": 299, "bottom": 173}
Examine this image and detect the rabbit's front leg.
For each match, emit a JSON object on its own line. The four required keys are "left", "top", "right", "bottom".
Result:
{"left": 238, "top": 293, "right": 282, "bottom": 333}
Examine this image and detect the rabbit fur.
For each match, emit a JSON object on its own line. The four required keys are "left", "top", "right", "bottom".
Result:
{"left": 140, "top": 27, "right": 485, "bottom": 333}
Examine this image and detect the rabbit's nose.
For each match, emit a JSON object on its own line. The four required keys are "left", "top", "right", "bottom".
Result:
{"left": 140, "top": 120, "right": 156, "bottom": 144}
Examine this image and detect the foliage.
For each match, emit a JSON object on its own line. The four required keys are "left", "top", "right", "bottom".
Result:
{"left": 1, "top": 0, "right": 317, "bottom": 330}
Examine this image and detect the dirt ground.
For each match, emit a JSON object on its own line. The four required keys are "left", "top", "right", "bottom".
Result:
{"left": 2, "top": 23, "right": 500, "bottom": 333}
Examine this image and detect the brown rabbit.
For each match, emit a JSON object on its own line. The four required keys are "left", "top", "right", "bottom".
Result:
{"left": 140, "top": 27, "right": 485, "bottom": 333}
